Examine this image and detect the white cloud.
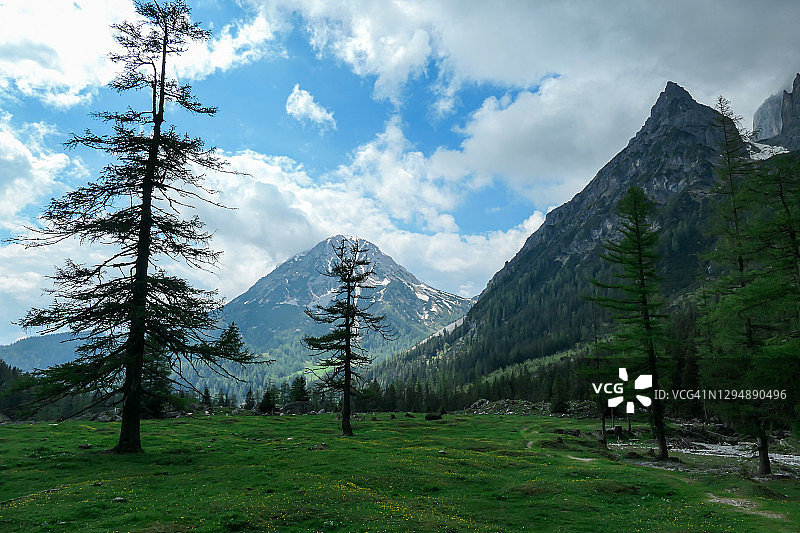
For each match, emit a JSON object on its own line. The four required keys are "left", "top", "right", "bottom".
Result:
{"left": 280, "top": 0, "right": 433, "bottom": 104}
{"left": 178, "top": 128, "right": 546, "bottom": 304}
{"left": 340, "top": 116, "right": 463, "bottom": 231}
{"left": 258, "top": 0, "right": 800, "bottom": 210}
{"left": 429, "top": 75, "right": 651, "bottom": 207}
{"left": 0, "top": 114, "right": 74, "bottom": 231}
{"left": 0, "top": 0, "right": 134, "bottom": 107}
{"left": 285, "top": 84, "right": 337, "bottom": 131}
{"left": 174, "top": 11, "right": 279, "bottom": 81}
{"left": 266, "top": 0, "right": 800, "bottom": 118}
{"left": 0, "top": 1, "right": 277, "bottom": 108}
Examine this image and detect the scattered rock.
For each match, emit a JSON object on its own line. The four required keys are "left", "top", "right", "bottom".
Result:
{"left": 112, "top": 497, "right": 127, "bottom": 503}
{"left": 281, "top": 401, "right": 313, "bottom": 415}
{"left": 425, "top": 412, "right": 442, "bottom": 421}
{"left": 309, "top": 443, "right": 329, "bottom": 451}
{"left": 470, "top": 399, "right": 490, "bottom": 410}
{"left": 90, "top": 412, "right": 122, "bottom": 423}
{"left": 77, "top": 443, "right": 93, "bottom": 449}
{"left": 465, "top": 399, "right": 597, "bottom": 417}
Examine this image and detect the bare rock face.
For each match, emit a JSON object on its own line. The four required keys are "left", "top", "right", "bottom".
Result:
{"left": 779, "top": 73, "right": 800, "bottom": 149}
{"left": 753, "top": 92, "right": 782, "bottom": 141}
{"left": 762, "top": 73, "right": 800, "bottom": 150}
{"left": 496, "top": 81, "right": 723, "bottom": 281}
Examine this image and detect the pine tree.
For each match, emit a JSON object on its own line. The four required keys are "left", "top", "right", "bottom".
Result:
{"left": 279, "top": 381, "right": 291, "bottom": 406}
{"left": 244, "top": 387, "right": 255, "bottom": 410}
{"left": 11, "top": 1, "right": 260, "bottom": 453}
{"left": 591, "top": 186, "right": 669, "bottom": 459}
{"left": 201, "top": 385, "right": 212, "bottom": 408}
{"left": 302, "top": 237, "right": 396, "bottom": 436}
{"left": 698, "top": 97, "right": 789, "bottom": 475}
{"left": 259, "top": 382, "right": 277, "bottom": 414}
{"left": 290, "top": 375, "right": 310, "bottom": 402}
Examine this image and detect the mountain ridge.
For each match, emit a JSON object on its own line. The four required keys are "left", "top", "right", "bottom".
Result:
{"left": 0, "top": 235, "right": 473, "bottom": 399}
{"left": 374, "top": 80, "right": 730, "bottom": 385}
{"left": 224, "top": 234, "right": 472, "bottom": 361}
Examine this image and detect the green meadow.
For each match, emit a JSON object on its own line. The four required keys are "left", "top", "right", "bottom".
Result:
{"left": 1, "top": 414, "right": 797, "bottom": 532}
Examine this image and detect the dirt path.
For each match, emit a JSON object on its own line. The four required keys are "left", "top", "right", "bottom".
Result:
{"left": 707, "top": 493, "right": 785, "bottom": 520}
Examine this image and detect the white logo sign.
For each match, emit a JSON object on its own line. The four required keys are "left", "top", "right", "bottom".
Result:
{"left": 598, "top": 368, "right": 652, "bottom": 414}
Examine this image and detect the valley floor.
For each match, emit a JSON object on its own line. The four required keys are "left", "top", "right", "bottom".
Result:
{"left": 1, "top": 413, "right": 798, "bottom": 532}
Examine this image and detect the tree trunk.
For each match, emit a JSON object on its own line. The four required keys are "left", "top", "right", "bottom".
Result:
{"left": 599, "top": 405, "right": 607, "bottom": 448}
{"left": 113, "top": 356, "right": 144, "bottom": 453}
{"left": 756, "top": 424, "right": 772, "bottom": 475}
{"left": 649, "top": 340, "right": 669, "bottom": 459}
{"left": 111, "top": 29, "right": 167, "bottom": 454}
{"left": 342, "top": 361, "right": 353, "bottom": 437}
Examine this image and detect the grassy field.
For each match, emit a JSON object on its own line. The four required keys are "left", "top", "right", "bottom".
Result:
{"left": 0, "top": 413, "right": 798, "bottom": 532}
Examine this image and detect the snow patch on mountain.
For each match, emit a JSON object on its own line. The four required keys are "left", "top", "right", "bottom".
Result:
{"left": 750, "top": 142, "right": 789, "bottom": 160}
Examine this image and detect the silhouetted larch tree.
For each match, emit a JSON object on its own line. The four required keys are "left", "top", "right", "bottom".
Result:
{"left": 591, "top": 186, "right": 669, "bottom": 460}
{"left": 302, "top": 237, "right": 396, "bottom": 436}
{"left": 12, "top": 0, "right": 259, "bottom": 453}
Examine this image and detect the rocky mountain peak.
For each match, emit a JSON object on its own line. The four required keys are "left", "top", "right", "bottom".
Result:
{"left": 507, "top": 82, "right": 719, "bottom": 267}
{"left": 778, "top": 73, "right": 800, "bottom": 148}
{"left": 758, "top": 73, "right": 800, "bottom": 150}
{"left": 633, "top": 81, "right": 717, "bottom": 146}
{"left": 221, "top": 236, "right": 472, "bottom": 378}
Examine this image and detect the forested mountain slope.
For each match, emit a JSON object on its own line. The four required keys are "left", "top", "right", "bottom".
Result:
{"left": 374, "top": 82, "right": 729, "bottom": 385}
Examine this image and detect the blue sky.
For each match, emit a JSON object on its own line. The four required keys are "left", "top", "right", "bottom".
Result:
{"left": 1, "top": 0, "right": 799, "bottom": 344}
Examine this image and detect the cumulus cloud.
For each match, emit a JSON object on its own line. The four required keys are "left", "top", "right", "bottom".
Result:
{"left": 0, "top": 114, "right": 74, "bottom": 231}
{"left": 285, "top": 85, "right": 337, "bottom": 131}
{"left": 257, "top": 0, "right": 800, "bottom": 210}
{"left": 428, "top": 75, "right": 651, "bottom": 207}
{"left": 275, "top": 0, "right": 433, "bottom": 104}
{"left": 338, "top": 116, "right": 464, "bottom": 232}
{"left": 266, "top": 0, "right": 800, "bottom": 116}
{"left": 185, "top": 147, "right": 544, "bottom": 302}
{"left": 174, "top": 11, "right": 279, "bottom": 81}
{"left": 0, "top": 1, "right": 278, "bottom": 108}
{"left": 0, "top": 0, "right": 134, "bottom": 107}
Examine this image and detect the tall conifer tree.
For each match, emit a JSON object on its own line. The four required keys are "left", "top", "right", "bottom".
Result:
{"left": 699, "top": 96, "right": 778, "bottom": 474}
{"left": 13, "top": 0, "right": 258, "bottom": 453}
{"left": 591, "top": 186, "right": 668, "bottom": 459}
{"left": 302, "top": 237, "right": 395, "bottom": 436}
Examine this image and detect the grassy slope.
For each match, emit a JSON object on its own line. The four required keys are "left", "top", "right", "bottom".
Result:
{"left": 1, "top": 414, "right": 797, "bottom": 532}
